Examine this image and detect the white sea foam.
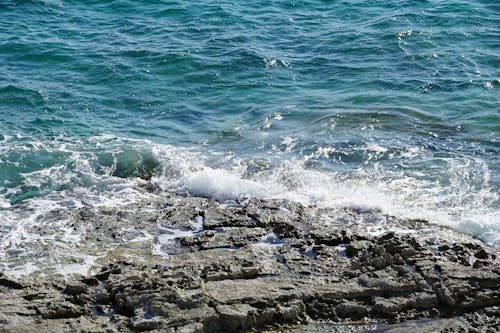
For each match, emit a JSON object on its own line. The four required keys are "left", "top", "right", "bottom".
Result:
{"left": 152, "top": 216, "right": 204, "bottom": 257}
{"left": 0, "top": 171, "right": 157, "bottom": 277}
{"left": 0, "top": 197, "right": 10, "bottom": 209}
{"left": 155, "top": 150, "right": 499, "bottom": 248}
{"left": 1, "top": 134, "right": 498, "bottom": 277}
{"left": 165, "top": 168, "right": 269, "bottom": 200}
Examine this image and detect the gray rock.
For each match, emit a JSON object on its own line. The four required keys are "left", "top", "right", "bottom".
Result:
{"left": 0, "top": 194, "right": 498, "bottom": 332}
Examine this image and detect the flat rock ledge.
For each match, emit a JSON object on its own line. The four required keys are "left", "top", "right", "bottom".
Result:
{"left": 1, "top": 195, "right": 499, "bottom": 332}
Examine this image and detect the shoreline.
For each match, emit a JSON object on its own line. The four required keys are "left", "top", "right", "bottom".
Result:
{"left": 1, "top": 194, "right": 498, "bottom": 332}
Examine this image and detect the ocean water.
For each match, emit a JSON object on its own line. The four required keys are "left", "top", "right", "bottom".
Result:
{"left": 0, "top": 0, "right": 498, "bottom": 274}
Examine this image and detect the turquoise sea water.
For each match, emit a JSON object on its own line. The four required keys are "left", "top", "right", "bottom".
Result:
{"left": 0, "top": 1, "right": 498, "bottom": 273}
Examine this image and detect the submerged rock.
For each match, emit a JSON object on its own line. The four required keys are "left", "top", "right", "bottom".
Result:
{"left": 0, "top": 195, "right": 498, "bottom": 332}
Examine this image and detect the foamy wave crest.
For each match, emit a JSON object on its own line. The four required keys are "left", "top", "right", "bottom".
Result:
{"left": 154, "top": 150, "right": 499, "bottom": 248}
{"left": 0, "top": 134, "right": 498, "bottom": 277}
{"left": 166, "top": 168, "right": 269, "bottom": 200}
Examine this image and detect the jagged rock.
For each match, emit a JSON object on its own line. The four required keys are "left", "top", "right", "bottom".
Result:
{"left": 0, "top": 195, "right": 498, "bottom": 332}
{"left": 335, "top": 300, "right": 369, "bottom": 319}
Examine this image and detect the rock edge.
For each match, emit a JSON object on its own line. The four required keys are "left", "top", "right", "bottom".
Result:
{"left": 1, "top": 195, "right": 499, "bottom": 332}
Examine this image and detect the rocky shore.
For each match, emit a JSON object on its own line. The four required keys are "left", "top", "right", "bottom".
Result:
{"left": 0, "top": 193, "right": 499, "bottom": 332}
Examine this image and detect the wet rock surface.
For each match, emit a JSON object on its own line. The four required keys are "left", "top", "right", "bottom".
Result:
{"left": 0, "top": 195, "right": 499, "bottom": 332}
